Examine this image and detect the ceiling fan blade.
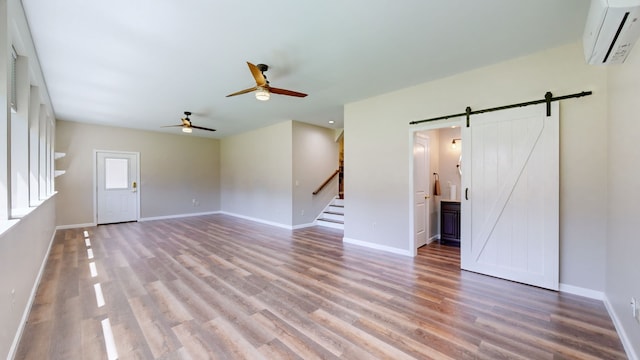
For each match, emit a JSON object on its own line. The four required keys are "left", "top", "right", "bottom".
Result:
{"left": 226, "top": 86, "right": 258, "bottom": 97}
{"left": 269, "top": 87, "right": 308, "bottom": 98}
{"left": 161, "top": 125, "right": 184, "bottom": 128}
{"left": 190, "top": 125, "right": 217, "bottom": 132}
{"left": 247, "top": 62, "right": 267, "bottom": 86}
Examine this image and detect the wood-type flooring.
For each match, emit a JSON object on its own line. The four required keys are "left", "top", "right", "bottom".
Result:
{"left": 15, "top": 214, "right": 627, "bottom": 359}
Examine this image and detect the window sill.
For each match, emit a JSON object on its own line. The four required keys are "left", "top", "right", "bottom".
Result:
{"left": 0, "top": 219, "right": 20, "bottom": 236}
{"left": 0, "top": 192, "right": 57, "bottom": 237}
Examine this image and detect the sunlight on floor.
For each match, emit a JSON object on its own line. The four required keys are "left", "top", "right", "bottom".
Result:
{"left": 85, "top": 230, "right": 118, "bottom": 360}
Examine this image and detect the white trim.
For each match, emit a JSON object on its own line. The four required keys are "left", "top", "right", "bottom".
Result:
{"left": 427, "top": 234, "right": 439, "bottom": 245}
{"left": 559, "top": 283, "right": 604, "bottom": 300}
{"left": 343, "top": 237, "right": 413, "bottom": 257}
{"left": 7, "top": 228, "right": 57, "bottom": 360}
{"left": 139, "top": 211, "right": 221, "bottom": 222}
{"left": 292, "top": 222, "right": 316, "bottom": 229}
{"left": 604, "top": 295, "right": 639, "bottom": 360}
{"left": 219, "top": 211, "right": 293, "bottom": 230}
{"left": 314, "top": 219, "right": 344, "bottom": 230}
{"left": 56, "top": 222, "right": 96, "bottom": 230}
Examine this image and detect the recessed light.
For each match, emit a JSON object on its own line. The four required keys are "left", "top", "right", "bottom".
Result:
{"left": 329, "top": 120, "right": 335, "bottom": 124}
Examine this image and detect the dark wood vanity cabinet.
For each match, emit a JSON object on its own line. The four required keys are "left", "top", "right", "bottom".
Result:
{"left": 440, "top": 201, "right": 461, "bottom": 244}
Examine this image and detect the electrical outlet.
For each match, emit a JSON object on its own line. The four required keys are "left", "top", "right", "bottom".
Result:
{"left": 301, "top": 210, "right": 305, "bottom": 216}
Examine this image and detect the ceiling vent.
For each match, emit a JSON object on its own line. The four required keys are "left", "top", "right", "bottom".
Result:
{"left": 583, "top": 0, "right": 640, "bottom": 64}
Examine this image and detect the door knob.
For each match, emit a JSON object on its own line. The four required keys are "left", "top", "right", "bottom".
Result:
{"left": 132, "top": 181, "right": 137, "bottom": 192}
{"left": 425, "top": 195, "right": 430, "bottom": 199}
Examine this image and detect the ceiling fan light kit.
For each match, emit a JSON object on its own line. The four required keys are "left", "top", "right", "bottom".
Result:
{"left": 182, "top": 127, "right": 192, "bottom": 133}
{"left": 255, "top": 87, "right": 270, "bottom": 101}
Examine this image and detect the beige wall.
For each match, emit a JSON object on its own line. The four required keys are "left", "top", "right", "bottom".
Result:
{"left": 0, "top": 197, "right": 56, "bottom": 359}
{"left": 606, "top": 43, "right": 640, "bottom": 358}
{"left": 55, "top": 120, "right": 221, "bottom": 225}
{"left": 345, "top": 42, "right": 608, "bottom": 291}
{"left": 220, "top": 120, "right": 338, "bottom": 228}
{"left": 220, "top": 121, "right": 293, "bottom": 226}
{"left": 292, "top": 121, "right": 339, "bottom": 226}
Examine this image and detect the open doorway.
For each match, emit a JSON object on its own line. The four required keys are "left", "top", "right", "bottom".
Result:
{"left": 410, "top": 120, "right": 462, "bottom": 256}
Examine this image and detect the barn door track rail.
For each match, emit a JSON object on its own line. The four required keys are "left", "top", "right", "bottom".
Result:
{"left": 409, "top": 91, "right": 593, "bottom": 127}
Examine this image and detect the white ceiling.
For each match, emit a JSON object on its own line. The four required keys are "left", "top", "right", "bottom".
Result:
{"left": 21, "top": 1, "right": 589, "bottom": 138}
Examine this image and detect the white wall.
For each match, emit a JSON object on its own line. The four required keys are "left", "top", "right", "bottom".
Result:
{"left": 55, "top": 120, "right": 221, "bottom": 225}
{"left": 345, "top": 42, "right": 608, "bottom": 291}
{"left": 221, "top": 121, "right": 293, "bottom": 227}
{"left": 292, "top": 121, "right": 339, "bottom": 226}
{"left": 606, "top": 45, "right": 640, "bottom": 359}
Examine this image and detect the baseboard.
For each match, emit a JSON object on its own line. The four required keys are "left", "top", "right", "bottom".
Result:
{"left": 220, "top": 211, "right": 293, "bottom": 230}
{"left": 8, "top": 228, "right": 57, "bottom": 360}
{"left": 292, "top": 222, "right": 316, "bottom": 230}
{"left": 604, "top": 295, "right": 639, "bottom": 360}
{"left": 426, "top": 234, "right": 439, "bottom": 245}
{"left": 139, "top": 211, "right": 221, "bottom": 222}
{"left": 559, "top": 283, "right": 604, "bottom": 300}
{"left": 342, "top": 237, "right": 413, "bottom": 257}
{"left": 56, "top": 222, "right": 95, "bottom": 230}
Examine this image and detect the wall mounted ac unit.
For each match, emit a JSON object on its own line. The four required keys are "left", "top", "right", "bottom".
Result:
{"left": 583, "top": 0, "right": 640, "bottom": 64}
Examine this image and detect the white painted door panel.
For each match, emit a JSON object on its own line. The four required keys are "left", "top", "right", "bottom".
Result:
{"left": 97, "top": 151, "right": 139, "bottom": 224}
{"left": 461, "top": 103, "right": 559, "bottom": 290}
{"left": 414, "top": 134, "right": 430, "bottom": 248}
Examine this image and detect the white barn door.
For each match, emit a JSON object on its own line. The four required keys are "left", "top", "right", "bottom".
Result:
{"left": 461, "top": 102, "right": 559, "bottom": 290}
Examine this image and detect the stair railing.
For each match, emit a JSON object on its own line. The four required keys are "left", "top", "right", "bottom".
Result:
{"left": 312, "top": 169, "right": 340, "bottom": 195}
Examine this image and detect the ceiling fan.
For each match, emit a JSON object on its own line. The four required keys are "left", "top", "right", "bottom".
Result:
{"left": 162, "top": 111, "right": 216, "bottom": 133}
{"left": 226, "top": 62, "right": 308, "bottom": 101}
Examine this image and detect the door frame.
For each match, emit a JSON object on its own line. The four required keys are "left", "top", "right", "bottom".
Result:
{"left": 408, "top": 118, "right": 463, "bottom": 256}
{"left": 93, "top": 149, "right": 141, "bottom": 225}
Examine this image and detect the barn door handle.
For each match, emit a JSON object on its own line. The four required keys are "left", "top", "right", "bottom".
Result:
{"left": 465, "top": 188, "right": 469, "bottom": 200}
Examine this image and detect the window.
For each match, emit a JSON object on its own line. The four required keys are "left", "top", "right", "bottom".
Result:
{"left": 10, "top": 53, "right": 30, "bottom": 217}
{"left": 10, "top": 46, "right": 17, "bottom": 113}
{"left": 104, "top": 158, "right": 129, "bottom": 189}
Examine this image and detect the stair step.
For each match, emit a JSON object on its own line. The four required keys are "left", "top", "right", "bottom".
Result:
{"left": 324, "top": 210, "right": 344, "bottom": 216}
{"left": 318, "top": 217, "right": 344, "bottom": 224}
{"left": 322, "top": 212, "right": 344, "bottom": 221}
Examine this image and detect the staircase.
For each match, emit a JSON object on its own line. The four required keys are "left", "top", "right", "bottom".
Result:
{"left": 316, "top": 197, "right": 344, "bottom": 230}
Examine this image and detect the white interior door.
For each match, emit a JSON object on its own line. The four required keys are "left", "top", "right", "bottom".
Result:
{"left": 96, "top": 151, "right": 139, "bottom": 224}
{"left": 461, "top": 102, "right": 559, "bottom": 290}
{"left": 414, "top": 134, "right": 430, "bottom": 248}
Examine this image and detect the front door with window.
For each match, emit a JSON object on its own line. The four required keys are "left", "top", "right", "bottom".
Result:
{"left": 96, "top": 151, "right": 139, "bottom": 224}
